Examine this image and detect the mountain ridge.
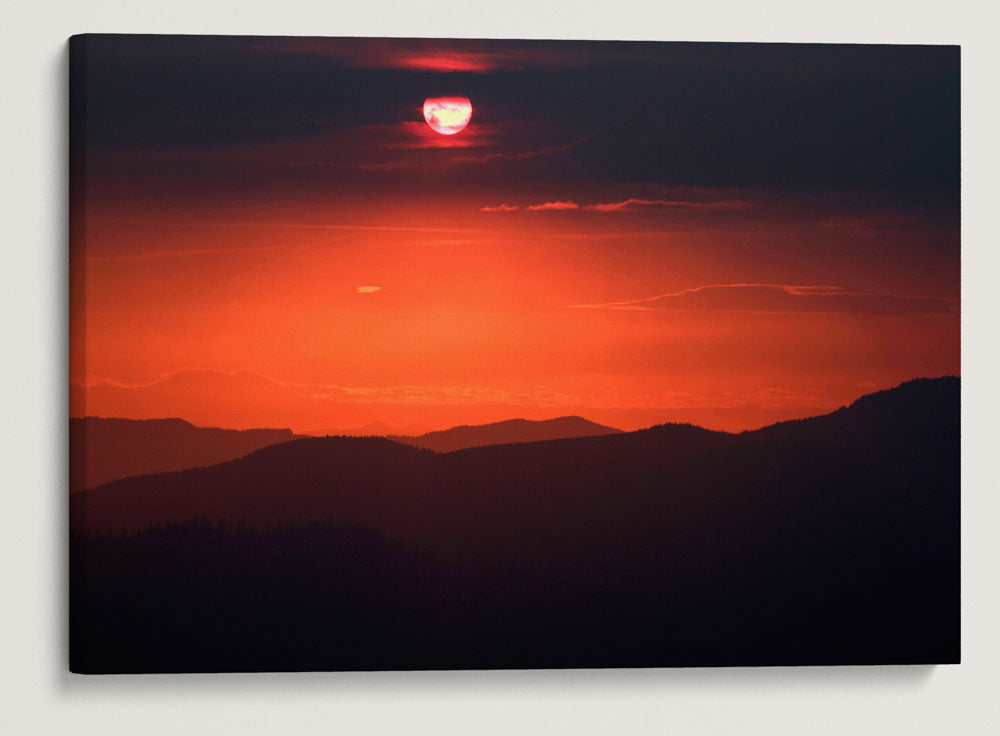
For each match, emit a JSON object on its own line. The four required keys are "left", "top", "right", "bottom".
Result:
{"left": 391, "top": 415, "right": 623, "bottom": 453}
{"left": 71, "top": 377, "right": 959, "bottom": 550}
{"left": 70, "top": 376, "right": 960, "bottom": 670}
{"left": 70, "top": 416, "right": 301, "bottom": 492}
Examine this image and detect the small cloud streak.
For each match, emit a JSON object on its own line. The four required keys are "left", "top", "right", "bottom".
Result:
{"left": 585, "top": 198, "right": 752, "bottom": 212}
{"left": 483, "top": 196, "right": 752, "bottom": 213}
{"left": 570, "top": 284, "right": 958, "bottom": 315}
{"left": 335, "top": 134, "right": 593, "bottom": 173}
{"left": 385, "top": 121, "right": 493, "bottom": 150}
{"left": 356, "top": 286, "right": 381, "bottom": 294}
{"left": 818, "top": 212, "right": 921, "bottom": 237}
{"left": 527, "top": 200, "right": 580, "bottom": 211}
{"left": 76, "top": 368, "right": 838, "bottom": 422}
{"left": 80, "top": 368, "right": 583, "bottom": 409}
{"left": 445, "top": 135, "right": 594, "bottom": 169}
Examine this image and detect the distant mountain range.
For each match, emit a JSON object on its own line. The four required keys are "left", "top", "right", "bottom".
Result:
{"left": 70, "top": 378, "right": 960, "bottom": 671}
{"left": 71, "top": 379, "right": 960, "bottom": 543}
{"left": 391, "top": 416, "right": 622, "bottom": 453}
{"left": 71, "top": 415, "right": 624, "bottom": 491}
{"left": 70, "top": 417, "right": 299, "bottom": 492}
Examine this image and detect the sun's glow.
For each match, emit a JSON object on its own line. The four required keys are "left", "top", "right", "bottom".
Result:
{"left": 357, "top": 285, "right": 381, "bottom": 293}
{"left": 423, "top": 97, "right": 473, "bottom": 135}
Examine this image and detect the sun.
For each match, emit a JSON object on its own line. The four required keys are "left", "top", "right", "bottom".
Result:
{"left": 423, "top": 97, "right": 473, "bottom": 135}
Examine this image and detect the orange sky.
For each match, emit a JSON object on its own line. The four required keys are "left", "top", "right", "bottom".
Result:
{"left": 70, "top": 37, "right": 959, "bottom": 434}
{"left": 70, "top": 194, "right": 959, "bottom": 434}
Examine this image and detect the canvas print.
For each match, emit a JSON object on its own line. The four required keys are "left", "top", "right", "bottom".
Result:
{"left": 69, "top": 35, "right": 960, "bottom": 673}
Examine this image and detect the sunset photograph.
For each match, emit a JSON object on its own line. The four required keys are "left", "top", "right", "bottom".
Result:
{"left": 68, "top": 34, "right": 960, "bottom": 672}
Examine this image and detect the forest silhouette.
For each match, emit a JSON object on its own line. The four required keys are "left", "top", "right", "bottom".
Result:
{"left": 70, "top": 377, "right": 960, "bottom": 672}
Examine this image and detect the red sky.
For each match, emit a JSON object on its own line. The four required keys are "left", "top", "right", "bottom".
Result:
{"left": 70, "top": 37, "right": 960, "bottom": 434}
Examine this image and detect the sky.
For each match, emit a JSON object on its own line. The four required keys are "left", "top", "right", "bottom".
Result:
{"left": 69, "top": 35, "right": 960, "bottom": 434}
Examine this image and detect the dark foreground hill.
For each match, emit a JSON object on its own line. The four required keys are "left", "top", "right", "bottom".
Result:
{"left": 391, "top": 416, "right": 623, "bottom": 453}
{"left": 70, "top": 377, "right": 960, "bottom": 672}
{"left": 70, "top": 417, "right": 299, "bottom": 492}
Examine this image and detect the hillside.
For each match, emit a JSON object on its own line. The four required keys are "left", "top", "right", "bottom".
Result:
{"left": 391, "top": 415, "right": 623, "bottom": 453}
{"left": 70, "top": 377, "right": 960, "bottom": 670}
{"left": 71, "top": 379, "right": 959, "bottom": 550}
{"left": 70, "top": 417, "right": 299, "bottom": 492}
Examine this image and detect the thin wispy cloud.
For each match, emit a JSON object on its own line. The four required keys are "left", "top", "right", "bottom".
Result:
{"left": 585, "top": 198, "right": 752, "bottom": 212}
{"left": 81, "top": 221, "right": 491, "bottom": 262}
{"left": 83, "top": 244, "right": 287, "bottom": 263}
{"left": 282, "top": 134, "right": 593, "bottom": 173}
{"left": 80, "top": 368, "right": 583, "bottom": 408}
{"left": 482, "top": 196, "right": 752, "bottom": 213}
{"left": 257, "top": 38, "right": 605, "bottom": 73}
{"left": 91, "top": 219, "right": 489, "bottom": 235}
{"left": 443, "top": 135, "right": 594, "bottom": 169}
{"left": 570, "top": 284, "right": 958, "bottom": 315}
{"left": 818, "top": 212, "right": 922, "bottom": 237}
{"left": 77, "top": 367, "right": 837, "bottom": 416}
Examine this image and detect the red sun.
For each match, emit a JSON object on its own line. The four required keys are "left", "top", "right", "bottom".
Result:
{"left": 423, "top": 97, "right": 473, "bottom": 135}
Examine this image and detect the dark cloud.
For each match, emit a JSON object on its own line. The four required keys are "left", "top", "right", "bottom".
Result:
{"left": 253, "top": 37, "right": 605, "bottom": 73}
{"left": 71, "top": 35, "right": 959, "bottom": 195}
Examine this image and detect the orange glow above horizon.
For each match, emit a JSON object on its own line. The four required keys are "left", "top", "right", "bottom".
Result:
{"left": 423, "top": 97, "right": 473, "bottom": 135}
{"left": 69, "top": 192, "right": 960, "bottom": 436}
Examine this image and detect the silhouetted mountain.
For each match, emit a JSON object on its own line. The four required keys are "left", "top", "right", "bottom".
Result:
{"left": 70, "top": 417, "right": 300, "bottom": 492}
{"left": 392, "top": 415, "right": 623, "bottom": 453}
{"left": 70, "top": 377, "right": 959, "bottom": 671}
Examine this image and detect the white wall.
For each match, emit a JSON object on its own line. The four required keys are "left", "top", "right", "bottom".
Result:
{"left": 2, "top": 1, "right": 998, "bottom": 733}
